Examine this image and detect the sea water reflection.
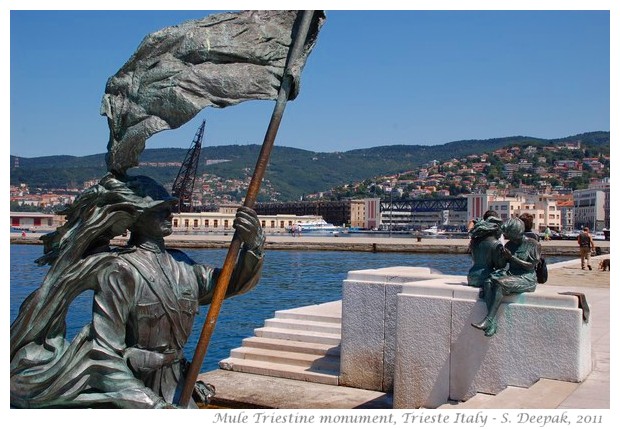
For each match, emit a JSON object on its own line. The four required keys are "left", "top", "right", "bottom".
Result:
{"left": 10, "top": 244, "right": 572, "bottom": 372}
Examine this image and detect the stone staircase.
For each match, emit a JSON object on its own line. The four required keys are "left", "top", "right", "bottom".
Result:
{"left": 219, "top": 301, "right": 342, "bottom": 385}
{"left": 218, "top": 299, "right": 582, "bottom": 409}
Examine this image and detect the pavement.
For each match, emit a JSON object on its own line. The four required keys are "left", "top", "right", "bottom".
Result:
{"left": 199, "top": 254, "right": 611, "bottom": 410}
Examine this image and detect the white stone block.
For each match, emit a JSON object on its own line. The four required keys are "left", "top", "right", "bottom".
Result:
{"left": 340, "top": 279, "right": 386, "bottom": 390}
{"left": 393, "top": 293, "right": 452, "bottom": 408}
{"left": 392, "top": 278, "right": 591, "bottom": 409}
{"left": 340, "top": 266, "right": 465, "bottom": 391}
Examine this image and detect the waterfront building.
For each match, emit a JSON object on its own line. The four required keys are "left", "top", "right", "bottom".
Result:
{"left": 255, "top": 200, "right": 351, "bottom": 227}
{"left": 494, "top": 193, "right": 562, "bottom": 232}
{"left": 468, "top": 192, "right": 563, "bottom": 232}
{"left": 9, "top": 209, "right": 325, "bottom": 235}
{"left": 347, "top": 198, "right": 381, "bottom": 230}
{"left": 485, "top": 198, "right": 513, "bottom": 221}
{"left": 362, "top": 198, "right": 381, "bottom": 230}
{"left": 171, "top": 207, "right": 324, "bottom": 234}
{"left": 379, "top": 197, "right": 468, "bottom": 230}
{"left": 573, "top": 188, "right": 606, "bottom": 231}
{"left": 557, "top": 199, "right": 575, "bottom": 232}
{"left": 10, "top": 212, "right": 63, "bottom": 232}
{"left": 466, "top": 194, "right": 490, "bottom": 222}
{"left": 587, "top": 178, "right": 610, "bottom": 229}
{"left": 523, "top": 193, "right": 562, "bottom": 232}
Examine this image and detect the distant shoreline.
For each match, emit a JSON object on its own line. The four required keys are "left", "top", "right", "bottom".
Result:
{"left": 10, "top": 232, "right": 609, "bottom": 257}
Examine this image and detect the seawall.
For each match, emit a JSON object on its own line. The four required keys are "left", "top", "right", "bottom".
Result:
{"left": 10, "top": 232, "right": 610, "bottom": 256}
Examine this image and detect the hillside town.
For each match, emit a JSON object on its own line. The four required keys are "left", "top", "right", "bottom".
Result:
{"left": 10, "top": 140, "right": 610, "bottom": 236}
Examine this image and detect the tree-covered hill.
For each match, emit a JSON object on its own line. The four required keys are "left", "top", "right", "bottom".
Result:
{"left": 10, "top": 131, "right": 609, "bottom": 201}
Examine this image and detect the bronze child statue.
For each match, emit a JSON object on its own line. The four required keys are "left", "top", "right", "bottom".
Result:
{"left": 472, "top": 217, "right": 540, "bottom": 337}
{"left": 467, "top": 211, "right": 507, "bottom": 298}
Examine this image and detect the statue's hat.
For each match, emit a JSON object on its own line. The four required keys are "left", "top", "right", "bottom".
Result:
{"left": 125, "top": 175, "right": 179, "bottom": 210}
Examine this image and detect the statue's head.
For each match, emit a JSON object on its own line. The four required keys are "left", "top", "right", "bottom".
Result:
{"left": 502, "top": 217, "right": 525, "bottom": 241}
{"left": 36, "top": 174, "right": 179, "bottom": 266}
{"left": 123, "top": 175, "right": 178, "bottom": 239}
{"left": 470, "top": 215, "right": 503, "bottom": 240}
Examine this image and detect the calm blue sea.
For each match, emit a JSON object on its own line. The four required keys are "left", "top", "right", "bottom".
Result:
{"left": 10, "top": 244, "right": 572, "bottom": 373}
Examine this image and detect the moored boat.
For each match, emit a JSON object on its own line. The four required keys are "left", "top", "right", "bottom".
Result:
{"left": 288, "top": 219, "right": 343, "bottom": 234}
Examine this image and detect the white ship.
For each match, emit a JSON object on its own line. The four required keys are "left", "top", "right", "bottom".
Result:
{"left": 421, "top": 225, "right": 446, "bottom": 235}
{"left": 289, "top": 219, "right": 342, "bottom": 234}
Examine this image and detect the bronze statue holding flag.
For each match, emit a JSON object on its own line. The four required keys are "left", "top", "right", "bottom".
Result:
{"left": 10, "top": 10, "right": 325, "bottom": 409}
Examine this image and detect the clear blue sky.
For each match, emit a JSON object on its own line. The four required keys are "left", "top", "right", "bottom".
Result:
{"left": 7, "top": 7, "right": 612, "bottom": 159}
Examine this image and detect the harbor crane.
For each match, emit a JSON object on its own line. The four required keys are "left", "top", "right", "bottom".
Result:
{"left": 171, "top": 119, "right": 205, "bottom": 213}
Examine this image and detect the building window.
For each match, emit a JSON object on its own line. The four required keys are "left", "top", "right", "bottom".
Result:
{"left": 173, "top": 219, "right": 178, "bottom": 227}
{"left": 205, "top": 219, "right": 209, "bottom": 227}
{"left": 184, "top": 219, "right": 189, "bottom": 227}
{"left": 270, "top": 220, "right": 275, "bottom": 228}
{"left": 224, "top": 219, "right": 229, "bottom": 228}
{"left": 280, "top": 221, "right": 285, "bottom": 229}
{"left": 194, "top": 219, "right": 198, "bottom": 228}
{"left": 261, "top": 220, "right": 266, "bottom": 228}
{"left": 214, "top": 220, "right": 218, "bottom": 228}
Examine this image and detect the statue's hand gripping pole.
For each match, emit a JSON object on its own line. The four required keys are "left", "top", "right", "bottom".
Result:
{"left": 176, "top": 11, "right": 316, "bottom": 408}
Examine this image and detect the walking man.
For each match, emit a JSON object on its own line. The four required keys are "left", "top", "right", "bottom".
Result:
{"left": 578, "top": 227, "right": 595, "bottom": 270}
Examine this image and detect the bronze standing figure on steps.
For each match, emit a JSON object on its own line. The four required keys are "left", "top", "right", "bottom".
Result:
{"left": 10, "top": 174, "right": 265, "bottom": 408}
{"left": 10, "top": 10, "right": 325, "bottom": 408}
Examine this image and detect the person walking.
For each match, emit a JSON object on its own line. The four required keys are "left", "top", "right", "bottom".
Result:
{"left": 544, "top": 226, "right": 551, "bottom": 241}
{"left": 577, "top": 227, "right": 595, "bottom": 270}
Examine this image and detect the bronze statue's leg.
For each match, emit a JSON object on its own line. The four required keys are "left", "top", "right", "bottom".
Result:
{"left": 481, "top": 286, "right": 503, "bottom": 336}
{"left": 472, "top": 280, "right": 502, "bottom": 336}
{"left": 482, "top": 280, "right": 493, "bottom": 311}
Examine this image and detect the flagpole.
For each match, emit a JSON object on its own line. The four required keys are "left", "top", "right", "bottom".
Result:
{"left": 177, "top": 10, "right": 316, "bottom": 408}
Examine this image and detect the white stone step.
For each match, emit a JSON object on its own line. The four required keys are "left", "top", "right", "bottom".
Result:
{"left": 219, "top": 301, "right": 343, "bottom": 386}
{"left": 275, "top": 311, "right": 342, "bottom": 325}
{"left": 275, "top": 302, "right": 342, "bottom": 324}
{"left": 254, "top": 326, "right": 341, "bottom": 345}
{"left": 242, "top": 336, "right": 341, "bottom": 356}
{"left": 477, "top": 379, "right": 579, "bottom": 409}
{"left": 438, "top": 379, "right": 579, "bottom": 409}
{"left": 219, "top": 357, "right": 340, "bottom": 385}
{"left": 264, "top": 317, "right": 342, "bottom": 335}
{"left": 229, "top": 346, "right": 340, "bottom": 370}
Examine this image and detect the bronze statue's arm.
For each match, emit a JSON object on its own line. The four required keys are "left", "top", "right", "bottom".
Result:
{"left": 196, "top": 207, "right": 265, "bottom": 305}
{"left": 503, "top": 243, "right": 538, "bottom": 271}
{"left": 195, "top": 246, "right": 264, "bottom": 305}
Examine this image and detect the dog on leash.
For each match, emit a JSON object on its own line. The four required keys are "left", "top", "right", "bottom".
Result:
{"left": 598, "top": 259, "right": 610, "bottom": 271}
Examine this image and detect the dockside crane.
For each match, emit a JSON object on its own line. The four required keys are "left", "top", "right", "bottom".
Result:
{"left": 171, "top": 119, "right": 205, "bottom": 213}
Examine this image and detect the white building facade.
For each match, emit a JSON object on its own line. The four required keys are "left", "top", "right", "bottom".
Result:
{"left": 573, "top": 189, "right": 606, "bottom": 231}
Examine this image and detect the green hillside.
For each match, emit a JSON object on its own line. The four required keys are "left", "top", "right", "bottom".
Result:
{"left": 10, "top": 131, "right": 610, "bottom": 201}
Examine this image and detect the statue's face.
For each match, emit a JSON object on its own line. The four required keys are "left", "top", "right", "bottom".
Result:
{"left": 134, "top": 206, "right": 173, "bottom": 238}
